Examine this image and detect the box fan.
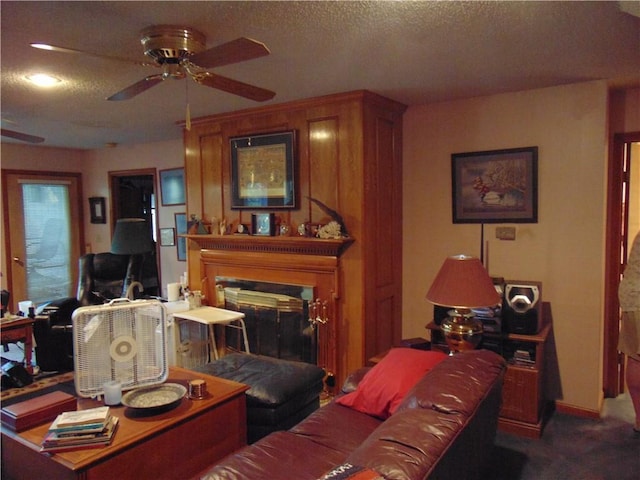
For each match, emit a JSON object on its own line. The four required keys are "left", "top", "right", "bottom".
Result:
{"left": 72, "top": 299, "right": 167, "bottom": 398}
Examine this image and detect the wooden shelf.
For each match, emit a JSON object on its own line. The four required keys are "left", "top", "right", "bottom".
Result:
{"left": 427, "top": 313, "right": 552, "bottom": 438}
{"left": 183, "top": 235, "right": 354, "bottom": 257}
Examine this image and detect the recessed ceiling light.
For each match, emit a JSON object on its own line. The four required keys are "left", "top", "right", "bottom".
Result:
{"left": 25, "top": 73, "right": 61, "bottom": 87}
{"left": 30, "top": 43, "right": 55, "bottom": 51}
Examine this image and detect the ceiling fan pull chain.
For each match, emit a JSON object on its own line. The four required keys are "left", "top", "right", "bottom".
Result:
{"left": 185, "top": 78, "right": 191, "bottom": 131}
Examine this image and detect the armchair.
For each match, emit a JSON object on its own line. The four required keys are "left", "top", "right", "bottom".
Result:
{"left": 33, "top": 251, "right": 159, "bottom": 372}
{"left": 77, "top": 252, "right": 138, "bottom": 305}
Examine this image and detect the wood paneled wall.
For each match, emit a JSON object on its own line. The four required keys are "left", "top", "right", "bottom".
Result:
{"left": 183, "top": 90, "right": 406, "bottom": 382}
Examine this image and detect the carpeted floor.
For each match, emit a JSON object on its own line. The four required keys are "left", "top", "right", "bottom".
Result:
{"left": 484, "top": 406, "right": 640, "bottom": 480}
{"left": 1, "top": 342, "right": 75, "bottom": 403}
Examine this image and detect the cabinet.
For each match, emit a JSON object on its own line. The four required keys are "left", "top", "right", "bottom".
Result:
{"left": 426, "top": 306, "right": 552, "bottom": 438}
{"left": 182, "top": 91, "right": 406, "bottom": 388}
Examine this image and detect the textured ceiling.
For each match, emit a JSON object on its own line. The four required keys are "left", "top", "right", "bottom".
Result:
{"left": 1, "top": 1, "right": 639, "bottom": 150}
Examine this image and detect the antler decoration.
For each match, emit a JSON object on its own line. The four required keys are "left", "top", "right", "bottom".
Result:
{"left": 307, "top": 196, "right": 349, "bottom": 237}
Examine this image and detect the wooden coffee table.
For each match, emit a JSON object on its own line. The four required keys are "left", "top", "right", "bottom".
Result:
{"left": 1, "top": 366, "right": 248, "bottom": 480}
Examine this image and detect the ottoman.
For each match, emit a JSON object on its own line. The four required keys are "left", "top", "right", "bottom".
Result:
{"left": 194, "top": 353, "right": 325, "bottom": 443}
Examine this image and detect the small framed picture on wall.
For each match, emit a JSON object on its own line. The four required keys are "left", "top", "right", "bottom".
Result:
{"left": 159, "top": 227, "right": 176, "bottom": 247}
{"left": 89, "top": 197, "right": 106, "bottom": 224}
{"left": 160, "top": 168, "right": 185, "bottom": 206}
{"left": 175, "top": 212, "right": 187, "bottom": 261}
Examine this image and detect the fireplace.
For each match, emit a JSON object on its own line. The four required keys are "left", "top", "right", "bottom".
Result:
{"left": 216, "top": 277, "right": 318, "bottom": 364}
{"left": 191, "top": 236, "right": 350, "bottom": 391}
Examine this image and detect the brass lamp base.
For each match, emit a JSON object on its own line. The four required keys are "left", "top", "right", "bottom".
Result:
{"left": 441, "top": 309, "right": 483, "bottom": 355}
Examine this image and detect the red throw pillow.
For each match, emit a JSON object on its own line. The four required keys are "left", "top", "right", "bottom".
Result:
{"left": 336, "top": 348, "right": 446, "bottom": 419}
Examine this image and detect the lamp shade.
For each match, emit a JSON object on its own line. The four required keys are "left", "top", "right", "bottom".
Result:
{"left": 110, "top": 218, "right": 153, "bottom": 255}
{"left": 426, "top": 255, "right": 500, "bottom": 309}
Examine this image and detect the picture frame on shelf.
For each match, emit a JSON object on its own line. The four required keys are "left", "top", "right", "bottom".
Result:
{"left": 230, "top": 130, "right": 297, "bottom": 209}
{"left": 159, "top": 227, "right": 176, "bottom": 247}
{"left": 452, "top": 146, "right": 538, "bottom": 223}
{"left": 89, "top": 197, "right": 106, "bottom": 224}
{"left": 251, "top": 213, "right": 276, "bottom": 236}
{"left": 160, "top": 168, "right": 185, "bottom": 206}
{"left": 175, "top": 213, "right": 187, "bottom": 261}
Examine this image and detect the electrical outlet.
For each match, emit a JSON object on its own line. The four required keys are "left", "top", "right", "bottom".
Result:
{"left": 496, "top": 226, "right": 516, "bottom": 240}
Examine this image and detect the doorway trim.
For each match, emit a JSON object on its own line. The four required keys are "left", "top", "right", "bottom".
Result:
{"left": 108, "top": 168, "right": 157, "bottom": 232}
{"left": 1, "top": 169, "right": 84, "bottom": 310}
{"left": 603, "top": 131, "right": 640, "bottom": 398}
{"left": 108, "top": 168, "right": 161, "bottom": 291}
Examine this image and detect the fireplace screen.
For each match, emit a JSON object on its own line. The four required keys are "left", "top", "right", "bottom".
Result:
{"left": 215, "top": 277, "right": 317, "bottom": 364}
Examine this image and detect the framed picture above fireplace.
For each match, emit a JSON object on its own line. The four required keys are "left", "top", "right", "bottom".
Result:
{"left": 230, "top": 130, "right": 297, "bottom": 209}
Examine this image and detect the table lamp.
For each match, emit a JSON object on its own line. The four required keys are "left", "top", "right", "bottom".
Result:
{"left": 111, "top": 218, "right": 154, "bottom": 299}
{"left": 426, "top": 254, "right": 500, "bottom": 354}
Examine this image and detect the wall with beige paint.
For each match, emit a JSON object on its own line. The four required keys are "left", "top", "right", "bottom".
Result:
{"left": 3, "top": 82, "right": 637, "bottom": 415}
{"left": 0, "top": 140, "right": 185, "bottom": 299}
{"left": 84, "top": 140, "right": 186, "bottom": 293}
{"left": 402, "top": 80, "right": 610, "bottom": 413}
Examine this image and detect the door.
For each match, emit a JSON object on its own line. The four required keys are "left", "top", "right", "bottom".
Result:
{"left": 109, "top": 169, "right": 161, "bottom": 295}
{"left": 604, "top": 132, "right": 640, "bottom": 397}
{"left": 3, "top": 170, "right": 83, "bottom": 309}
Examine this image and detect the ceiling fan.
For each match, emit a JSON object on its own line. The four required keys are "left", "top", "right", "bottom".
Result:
{"left": 1, "top": 128, "right": 45, "bottom": 144}
{"left": 31, "top": 25, "right": 276, "bottom": 102}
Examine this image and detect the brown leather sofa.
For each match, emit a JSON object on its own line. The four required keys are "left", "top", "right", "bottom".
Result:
{"left": 199, "top": 349, "right": 506, "bottom": 480}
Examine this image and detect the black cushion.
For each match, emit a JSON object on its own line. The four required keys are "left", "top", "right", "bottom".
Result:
{"left": 195, "top": 353, "right": 325, "bottom": 443}
{"left": 195, "top": 353, "right": 325, "bottom": 407}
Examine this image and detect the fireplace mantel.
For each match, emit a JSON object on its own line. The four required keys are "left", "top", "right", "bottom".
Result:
{"left": 184, "top": 235, "right": 354, "bottom": 257}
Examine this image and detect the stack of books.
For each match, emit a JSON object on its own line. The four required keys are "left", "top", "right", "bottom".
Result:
{"left": 41, "top": 406, "right": 119, "bottom": 453}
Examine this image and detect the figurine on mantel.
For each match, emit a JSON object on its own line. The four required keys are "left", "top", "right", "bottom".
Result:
{"left": 317, "top": 221, "right": 342, "bottom": 239}
{"left": 188, "top": 214, "right": 208, "bottom": 234}
{"left": 307, "top": 196, "right": 349, "bottom": 238}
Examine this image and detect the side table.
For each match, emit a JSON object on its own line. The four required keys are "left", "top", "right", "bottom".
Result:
{"left": 426, "top": 305, "right": 553, "bottom": 438}
{"left": 172, "top": 306, "right": 249, "bottom": 361}
{"left": 1, "top": 317, "right": 38, "bottom": 374}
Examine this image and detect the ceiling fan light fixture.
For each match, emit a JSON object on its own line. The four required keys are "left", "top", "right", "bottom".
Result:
{"left": 25, "top": 73, "right": 62, "bottom": 87}
{"left": 162, "top": 63, "right": 186, "bottom": 80}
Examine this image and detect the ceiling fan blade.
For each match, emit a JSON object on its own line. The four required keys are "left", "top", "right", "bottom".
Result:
{"left": 1, "top": 128, "right": 45, "bottom": 144}
{"left": 189, "top": 37, "right": 270, "bottom": 69}
{"left": 107, "top": 74, "right": 165, "bottom": 101}
{"left": 30, "top": 43, "right": 152, "bottom": 67}
{"left": 195, "top": 72, "right": 276, "bottom": 102}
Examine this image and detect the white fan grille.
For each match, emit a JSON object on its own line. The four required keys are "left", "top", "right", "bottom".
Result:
{"left": 72, "top": 300, "right": 167, "bottom": 398}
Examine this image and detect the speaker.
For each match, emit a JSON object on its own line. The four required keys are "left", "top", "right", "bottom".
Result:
{"left": 502, "top": 281, "right": 542, "bottom": 335}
